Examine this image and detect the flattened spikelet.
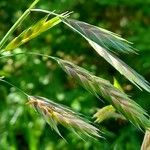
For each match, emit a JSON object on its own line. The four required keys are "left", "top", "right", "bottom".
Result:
{"left": 63, "top": 19, "right": 136, "bottom": 54}
{"left": 27, "top": 95, "right": 101, "bottom": 139}
{"left": 89, "top": 41, "right": 150, "bottom": 92}
{"left": 5, "top": 12, "right": 70, "bottom": 51}
{"left": 62, "top": 19, "right": 150, "bottom": 92}
{"left": 55, "top": 58, "right": 150, "bottom": 130}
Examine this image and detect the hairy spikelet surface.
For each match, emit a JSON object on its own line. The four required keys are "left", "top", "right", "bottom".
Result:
{"left": 62, "top": 19, "right": 150, "bottom": 92}
{"left": 27, "top": 95, "right": 101, "bottom": 138}
{"left": 63, "top": 19, "right": 136, "bottom": 54}
{"left": 55, "top": 58, "right": 150, "bottom": 130}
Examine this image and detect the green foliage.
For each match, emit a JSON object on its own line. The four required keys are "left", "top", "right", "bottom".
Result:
{"left": 0, "top": 0, "right": 150, "bottom": 150}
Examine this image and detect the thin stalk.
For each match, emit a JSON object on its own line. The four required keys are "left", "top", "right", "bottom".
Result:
{"left": 0, "top": 0, "right": 39, "bottom": 50}
{"left": 30, "top": 9, "right": 73, "bottom": 18}
{"left": 0, "top": 52, "right": 57, "bottom": 62}
{"left": 0, "top": 78, "right": 29, "bottom": 97}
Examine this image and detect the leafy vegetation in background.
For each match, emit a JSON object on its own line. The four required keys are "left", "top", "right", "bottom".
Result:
{"left": 0, "top": 0, "right": 150, "bottom": 150}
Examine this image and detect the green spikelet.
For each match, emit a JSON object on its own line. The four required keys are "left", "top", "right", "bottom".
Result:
{"left": 54, "top": 58, "right": 150, "bottom": 130}
{"left": 5, "top": 14, "right": 65, "bottom": 50}
{"left": 62, "top": 18, "right": 150, "bottom": 92}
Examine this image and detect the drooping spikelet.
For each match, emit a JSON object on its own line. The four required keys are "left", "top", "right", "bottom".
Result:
{"left": 27, "top": 95, "right": 101, "bottom": 139}
{"left": 55, "top": 58, "right": 150, "bottom": 130}
{"left": 63, "top": 19, "right": 136, "bottom": 54}
{"left": 62, "top": 19, "right": 150, "bottom": 92}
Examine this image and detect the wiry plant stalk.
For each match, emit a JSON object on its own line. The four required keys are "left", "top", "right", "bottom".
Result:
{"left": 27, "top": 95, "right": 101, "bottom": 139}
{"left": 54, "top": 58, "right": 150, "bottom": 130}
{"left": 30, "top": 9, "right": 73, "bottom": 18}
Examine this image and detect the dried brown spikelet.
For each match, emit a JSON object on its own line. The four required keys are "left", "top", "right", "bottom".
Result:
{"left": 27, "top": 95, "right": 101, "bottom": 139}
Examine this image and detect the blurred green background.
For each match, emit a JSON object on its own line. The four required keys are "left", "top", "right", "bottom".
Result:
{"left": 0, "top": 0, "right": 150, "bottom": 149}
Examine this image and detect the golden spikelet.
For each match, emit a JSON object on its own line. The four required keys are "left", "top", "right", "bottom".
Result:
{"left": 27, "top": 95, "right": 101, "bottom": 139}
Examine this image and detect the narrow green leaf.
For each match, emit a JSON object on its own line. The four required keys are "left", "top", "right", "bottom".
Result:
{"left": 0, "top": 0, "right": 39, "bottom": 50}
